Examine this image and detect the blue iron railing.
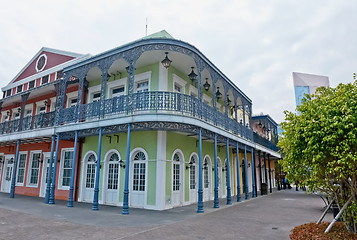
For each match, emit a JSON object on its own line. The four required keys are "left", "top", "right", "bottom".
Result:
{"left": 253, "top": 132, "right": 279, "bottom": 152}
{"left": 0, "top": 111, "right": 56, "bottom": 135}
{"left": 60, "top": 91, "right": 254, "bottom": 140}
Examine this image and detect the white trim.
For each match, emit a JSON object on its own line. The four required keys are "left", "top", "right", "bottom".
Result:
{"left": 87, "top": 85, "right": 101, "bottom": 103}
{"left": 189, "top": 85, "right": 198, "bottom": 97}
{"left": 134, "top": 71, "right": 152, "bottom": 93}
{"left": 35, "top": 100, "right": 47, "bottom": 114}
{"left": 171, "top": 149, "right": 185, "bottom": 207}
{"left": 107, "top": 77, "right": 127, "bottom": 98}
{"left": 79, "top": 150, "right": 97, "bottom": 202}
{"left": 15, "top": 151, "right": 28, "bottom": 186}
{"left": 66, "top": 92, "right": 78, "bottom": 108}
{"left": 172, "top": 74, "right": 187, "bottom": 93}
{"left": 129, "top": 147, "right": 148, "bottom": 208}
{"left": 26, "top": 150, "right": 42, "bottom": 188}
{"left": 156, "top": 131, "right": 167, "bottom": 210}
{"left": 100, "top": 149, "right": 122, "bottom": 206}
{"left": 58, "top": 148, "right": 74, "bottom": 190}
{"left": 35, "top": 54, "right": 48, "bottom": 72}
{"left": 158, "top": 64, "right": 168, "bottom": 91}
{"left": 49, "top": 97, "right": 56, "bottom": 112}
{"left": 1, "top": 155, "right": 15, "bottom": 193}
{"left": 188, "top": 152, "right": 199, "bottom": 204}
{"left": 39, "top": 152, "right": 51, "bottom": 197}
{"left": 203, "top": 154, "right": 212, "bottom": 201}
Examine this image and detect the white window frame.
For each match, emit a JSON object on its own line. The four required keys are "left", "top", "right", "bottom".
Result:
{"left": 87, "top": 85, "right": 101, "bottom": 103}
{"left": 35, "top": 100, "right": 47, "bottom": 115}
{"left": 58, "top": 148, "right": 74, "bottom": 190}
{"left": 16, "top": 151, "right": 27, "bottom": 186}
{"left": 172, "top": 74, "right": 187, "bottom": 94}
{"left": 11, "top": 107, "right": 21, "bottom": 120}
{"left": 25, "top": 104, "right": 34, "bottom": 117}
{"left": 189, "top": 85, "right": 198, "bottom": 98}
{"left": 108, "top": 77, "right": 127, "bottom": 98}
{"left": 1, "top": 112, "right": 10, "bottom": 122}
{"left": 66, "top": 92, "right": 78, "bottom": 108}
{"left": 134, "top": 71, "right": 151, "bottom": 93}
{"left": 26, "top": 150, "right": 42, "bottom": 187}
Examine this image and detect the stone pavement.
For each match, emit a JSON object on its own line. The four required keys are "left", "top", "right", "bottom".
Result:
{"left": 0, "top": 189, "right": 333, "bottom": 240}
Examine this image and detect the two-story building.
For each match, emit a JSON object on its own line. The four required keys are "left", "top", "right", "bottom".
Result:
{"left": 0, "top": 30, "right": 280, "bottom": 213}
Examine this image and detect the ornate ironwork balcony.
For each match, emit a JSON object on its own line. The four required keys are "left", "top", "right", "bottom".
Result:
{"left": 253, "top": 132, "right": 279, "bottom": 152}
{"left": 60, "top": 91, "right": 254, "bottom": 140}
{"left": 0, "top": 111, "right": 56, "bottom": 135}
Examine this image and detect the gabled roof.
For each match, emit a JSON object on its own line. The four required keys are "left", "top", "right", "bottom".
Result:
{"left": 9, "top": 47, "right": 84, "bottom": 85}
{"left": 141, "top": 30, "right": 174, "bottom": 40}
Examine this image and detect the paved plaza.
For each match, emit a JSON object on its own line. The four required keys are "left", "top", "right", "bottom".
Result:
{"left": 0, "top": 189, "right": 333, "bottom": 240}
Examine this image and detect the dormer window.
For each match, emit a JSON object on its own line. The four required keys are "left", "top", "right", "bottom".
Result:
{"left": 6, "top": 89, "right": 11, "bottom": 97}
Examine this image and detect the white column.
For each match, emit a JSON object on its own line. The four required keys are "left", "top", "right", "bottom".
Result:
{"left": 156, "top": 130, "right": 167, "bottom": 210}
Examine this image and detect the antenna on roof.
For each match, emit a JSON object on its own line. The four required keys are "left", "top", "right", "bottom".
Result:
{"left": 145, "top": 17, "right": 148, "bottom": 36}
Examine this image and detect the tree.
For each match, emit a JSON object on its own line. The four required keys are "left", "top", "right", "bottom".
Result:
{"left": 278, "top": 79, "right": 357, "bottom": 233}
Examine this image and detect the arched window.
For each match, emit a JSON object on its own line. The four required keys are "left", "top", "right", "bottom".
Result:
{"left": 86, "top": 154, "right": 96, "bottom": 188}
{"left": 133, "top": 151, "right": 146, "bottom": 191}
{"left": 189, "top": 155, "right": 197, "bottom": 190}
{"left": 108, "top": 153, "right": 119, "bottom": 190}
{"left": 173, "top": 153, "right": 180, "bottom": 191}
{"left": 204, "top": 157, "right": 209, "bottom": 188}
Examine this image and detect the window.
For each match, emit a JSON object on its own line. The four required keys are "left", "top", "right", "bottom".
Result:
{"left": 174, "top": 84, "right": 182, "bottom": 93}
{"left": 189, "top": 156, "right": 196, "bottom": 190}
{"left": 112, "top": 86, "right": 125, "bottom": 98}
{"left": 13, "top": 111, "right": 20, "bottom": 120}
{"left": 28, "top": 152, "right": 41, "bottom": 186}
{"left": 56, "top": 70, "right": 63, "bottom": 80}
{"left": 25, "top": 109, "right": 32, "bottom": 117}
{"left": 38, "top": 106, "right": 46, "bottom": 114}
{"left": 108, "top": 153, "right": 119, "bottom": 190}
{"left": 5, "top": 158, "right": 14, "bottom": 181}
{"left": 6, "top": 89, "right": 11, "bottom": 97}
{"left": 16, "top": 153, "right": 27, "bottom": 184}
{"left": 28, "top": 81, "right": 35, "bottom": 89}
{"left": 41, "top": 75, "right": 49, "bottom": 85}
{"left": 204, "top": 158, "right": 209, "bottom": 188}
{"left": 133, "top": 151, "right": 146, "bottom": 191}
{"left": 136, "top": 80, "right": 149, "bottom": 93}
{"left": 17, "top": 85, "right": 23, "bottom": 93}
{"left": 85, "top": 154, "right": 96, "bottom": 188}
{"left": 61, "top": 150, "right": 74, "bottom": 188}
{"left": 172, "top": 153, "right": 180, "bottom": 191}
{"left": 69, "top": 98, "right": 77, "bottom": 107}
{"left": 92, "top": 92, "right": 101, "bottom": 103}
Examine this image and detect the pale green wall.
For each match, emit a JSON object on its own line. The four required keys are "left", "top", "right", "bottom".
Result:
{"left": 80, "top": 130, "right": 157, "bottom": 206}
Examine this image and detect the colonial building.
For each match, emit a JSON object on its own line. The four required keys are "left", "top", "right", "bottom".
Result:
{"left": 0, "top": 30, "right": 280, "bottom": 213}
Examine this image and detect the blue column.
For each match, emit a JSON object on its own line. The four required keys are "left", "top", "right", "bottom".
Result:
{"left": 10, "top": 139, "right": 21, "bottom": 198}
{"left": 67, "top": 130, "right": 78, "bottom": 207}
{"left": 92, "top": 127, "right": 103, "bottom": 210}
{"left": 244, "top": 145, "right": 249, "bottom": 200}
{"left": 197, "top": 128, "right": 204, "bottom": 213}
{"left": 49, "top": 133, "right": 60, "bottom": 204}
{"left": 226, "top": 138, "right": 232, "bottom": 205}
{"left": 213, "top": 134, "right": 219, "bottom": 208}
{"left": 45, "top": 135, "right": 56, "bottom": 203}
{"left": 122, "top": 123, "right": 131, "bottom": 215}
{"left": 251, "top": 147, "right": 256, "bottom": 198}
{"left": 236, "top": 142, "right": 241, "bottom": 202}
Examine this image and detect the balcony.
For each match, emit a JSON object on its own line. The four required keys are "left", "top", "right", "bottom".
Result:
{"left": 253, "top": 132, "right": 279, "bottom": 152}
{"left": 0, "top": 111, "right": 55, "bottom": 135}
{"left": 60, "top": 91, "right": 254, "bottom": 140}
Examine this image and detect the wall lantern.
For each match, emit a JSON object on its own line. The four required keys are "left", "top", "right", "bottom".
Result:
{"left": 188, "top": 67, "right": 198, "bottom": 83}
{"left": 119, "top": 159, "right": 126, "bottom": 169}
{"left": 226, "top": 95, "right": 231, "bottom": 106}
{"left": 161, "top": 52, "right": 172, "bottom": 69}
{"left": 216, "top": 87, "right": 222, "bottom": 100}
{"left": 203, "top": 78, "right": 210, "bottom": 91}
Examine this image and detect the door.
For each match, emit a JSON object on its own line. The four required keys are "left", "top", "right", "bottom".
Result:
{"left": 104, "top": 153, "right": 120, "bottom": 205}
{"left": 130, "top": 150, "right": 147, "bottom": 208}
{"left": 2, "top": 156, "right": 14, "bottom": 193}
{"left": 39, "top": 153, "right": 51, "bottom": 198}
{"left": 203, "top": 157, "right": 211, "bottom": 201}
{"left": 171, "top": 153, "right": 183, "bottom": 207}
{"left": 82, "top": 153, "right": 96, "bottom": 202}
{"left": 189, "top": 155, "right": 198, "bottom": 203}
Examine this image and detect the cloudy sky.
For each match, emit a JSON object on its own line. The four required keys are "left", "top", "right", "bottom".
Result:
{"left": 1, "top": 0, "right": 356, "bottom": 123}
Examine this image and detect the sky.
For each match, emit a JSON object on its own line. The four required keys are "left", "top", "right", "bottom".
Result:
{"left": 0, "top": 0, "right": 356, "bottom": 123}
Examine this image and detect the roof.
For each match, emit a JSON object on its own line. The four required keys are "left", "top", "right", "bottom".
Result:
{"left": 141, "top": 30, "right": 174, "bottom": 40}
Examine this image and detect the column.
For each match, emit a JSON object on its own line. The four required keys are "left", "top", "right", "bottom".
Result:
{"left": 258, "top": 151, "right": 263, "bottom": 195}
{"left": 264, "top": 153, "right": 268, "bottom": 188}
{"left": 67, "top": 130, "right": 78, "bottom": 207}
{"left": 226, "top": 138, "right": 232, "bottom": 205}
{"left": 244, "top": 145, "right": 249, "bottom": 200}
{"left": 122, "top": 123, "right": 131, "bottom": 215}
{"left": 197, "top": 128, "right": 204, "bottom": 213}
{"left": 92, "top": 127, "right": 103, "bottom": 210}
{"left": 156, "top": 131, "right": 167, "bottom": 210}
{"left": 251, "top": 147, "right": 256, "bottom": 198}
{"left": 10, "top": 139, "right": 21, "bottom": 198}
{"left": 236, "top": 142, "right": 241, "bottom": 202}
{"left": 213, "top": 134, "right": 219, "bottom": 208}
{"left": 45, "top": 135, "right": 56, "bottom": 203}
{"left": 49, "top": 133, "right": 60, "bottom": 204}
{"left": 268, "top": 154, "right": 272, "bottom": 193}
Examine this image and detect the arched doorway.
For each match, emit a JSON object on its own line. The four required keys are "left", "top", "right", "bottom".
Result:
{"left": 130, "top": 148, "right": 148, "bottom": 208}
{"left": 81, "top": 152, "right": 97, "bottom": 203}
{"left": 188, "top": 153, "right": 198, "bottom": 203}
{"left": 171, "top": 150, "right": 184, "bottom": 207}
{"left": 203, "top": 156, "right": 212, "bottom": 201}
{"left": 102, "top": 151, "right": 120, "bottom": 205}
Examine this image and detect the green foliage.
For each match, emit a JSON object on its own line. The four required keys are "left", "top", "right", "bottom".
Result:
{"left": 279, "top": 79, "right": 357, "bottom": 233}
